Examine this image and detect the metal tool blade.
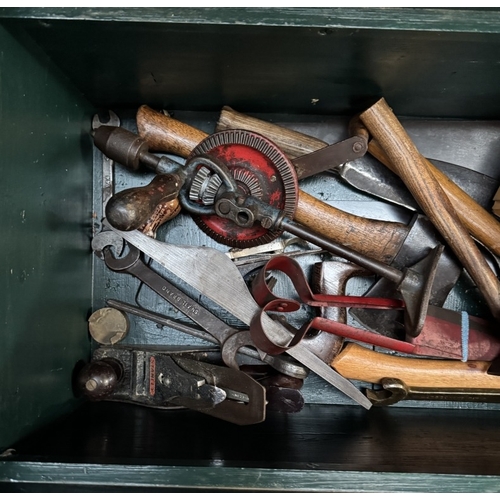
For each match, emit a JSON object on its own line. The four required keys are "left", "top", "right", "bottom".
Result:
{"left": 336, "top": 155, "right": 499, "bottom": 212}
{"left": 291, "top": 136, "right": 367, "bottom": 179}
{"left": 104, "top": 223, "right": 372, "bottom": 409}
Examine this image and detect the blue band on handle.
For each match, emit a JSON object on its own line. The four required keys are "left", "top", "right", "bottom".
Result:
{"left": 461, "top": 311, "right": 469, "bottom": 362}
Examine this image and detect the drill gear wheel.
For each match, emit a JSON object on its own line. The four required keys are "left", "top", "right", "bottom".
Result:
{"left": 187, "top": 130, "right": 298, "bottom": 248}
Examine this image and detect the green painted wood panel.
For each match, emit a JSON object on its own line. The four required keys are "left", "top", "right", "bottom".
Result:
{"left": 3, "top": 462, "right": 500, "bottom": 492}
{"left": 1, "top": 8, "right": 500, "bottom": 33}
{"left": 0, "top": 22, "right": 94, "bottom": 449}
{"left": 1, "top": 10, "right": 500, "bottom": 118}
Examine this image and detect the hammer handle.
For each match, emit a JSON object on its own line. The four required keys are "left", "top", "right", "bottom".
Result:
{"left": 332, "top": 343, "right": 500, "bottom": 390}
{"left": 359, "top": 98, "right": 500, "bottom": 322}
{"left": 369, "top": 139, "right": 500, "bottom": 258}
{"left": 136, "top": 105, "right": 409, "bottom": 263}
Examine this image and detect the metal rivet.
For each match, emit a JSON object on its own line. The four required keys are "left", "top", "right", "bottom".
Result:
{"left": 353, "top": 142, "right": 364, "bottom": 153}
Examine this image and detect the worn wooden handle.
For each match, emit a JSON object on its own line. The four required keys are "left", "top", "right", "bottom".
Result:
{"left": 332, "top": 343, "right": 500, "bottom": 390}
{"left": 294, "top": 192, "right": 408, "bottom": 263}
{"left": 105, "top": 174, "right": 181, "bottom": 231}
{"left": 360, "top": 98, "right": 500, "bottom": 322}
{"left": 136, "top": 105, "right": 409, "bottom": 262}
{"left": 369, "top": 138, "right": 500, "bottom": 258}
{"left": 216, "top": 105, "right": 328, "bottom": 159}
{"left": 137, "top": 105, "right": 208, "bottom": 156}
{"left": 138, "top": 199, "right": 181, "bottom": 238}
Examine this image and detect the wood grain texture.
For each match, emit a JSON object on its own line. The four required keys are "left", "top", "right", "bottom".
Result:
{"left": 138, "top": 198, "right": 181, "bottom": 238}
{"left": 217, "top": 105, "right": 327, "bottom": 158}
{"left": 369, "top": 138, "right": 500, "bottom": 258}
{"left": 332, "top": 343, "right": 500, "bottom": 389}
{"left": 138, "top": 105, "right": 409, "bottom": 262}
{"left": 359, "top": 98, "right": 500, "bottom": 322}
{"left": 294, "top": 191, "right": 408, "bottom": 263}
{"left": 137, "top": 105, "right": 208, "bottom": 156}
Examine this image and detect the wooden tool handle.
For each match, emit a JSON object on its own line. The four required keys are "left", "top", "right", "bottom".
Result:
{"left": 369, "top": 138, "right": 500, "bottom": 258}
{"left": 137, "top": 105, "right": 208, "bottom": 156}
{"left": 332, "top": 343, "right": 500, "bottom": 390}
{"left": 294, "top": 192, "right": 408, "bottom": 263}
{"left": 216, "top": 105, "right": 328, "bottom": 158}
{"left": 136, "top": 105, "right": 410, "bottom": 262}
{"left": 105, "top": 174, "right": 181, "bottom": 231}
{"left": 138, "top": 199, "right": 181, "bottom": 238}
{"left": 360, "top": 98, "right": 500, "bottom": 322}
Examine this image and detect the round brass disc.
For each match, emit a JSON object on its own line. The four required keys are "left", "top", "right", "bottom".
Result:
{"left": 88, "top": 307, "right": 130, "bottom": 345}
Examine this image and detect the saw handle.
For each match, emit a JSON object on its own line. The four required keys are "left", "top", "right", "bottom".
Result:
{"left": 136, "top": 105, "right": 410, "bottom": 263}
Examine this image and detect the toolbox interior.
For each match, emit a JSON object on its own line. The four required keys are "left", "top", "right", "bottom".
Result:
{"left": 2, "top": 8, "right": 500, "bottom": 492}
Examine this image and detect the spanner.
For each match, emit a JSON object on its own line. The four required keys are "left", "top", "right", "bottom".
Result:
{"left": 92, "top": 110, "right": 121, "bottom": 217}
{"left": 91, "top": 230, "right": 308, "bottom": 379}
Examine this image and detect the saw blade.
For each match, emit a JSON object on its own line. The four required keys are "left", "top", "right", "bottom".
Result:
{"left": 187, "top": 130, "right": 298, "bottom": 248}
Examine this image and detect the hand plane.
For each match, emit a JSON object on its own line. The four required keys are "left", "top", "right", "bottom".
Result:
{"left": 76, "top": 345, "right": 266, "bottom": 425}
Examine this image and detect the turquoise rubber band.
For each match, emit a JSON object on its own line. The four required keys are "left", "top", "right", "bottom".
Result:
{"left": 461, "top": 311, "right": 469, "bottom": 362}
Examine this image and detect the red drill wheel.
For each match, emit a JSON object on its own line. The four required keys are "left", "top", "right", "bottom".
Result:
{"left": 188, "top": 130, "right": 299, "bottom": 248}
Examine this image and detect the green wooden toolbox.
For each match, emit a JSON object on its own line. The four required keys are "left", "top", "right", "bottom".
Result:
{"left": 2, "top": 7, "right": 500, "bottom": 492}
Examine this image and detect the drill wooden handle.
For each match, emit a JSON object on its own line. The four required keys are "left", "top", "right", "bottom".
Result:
{"left": 136, "top": 105, "right": 409, "bottom": 263}
{"left": 105, "top": 173, "right": 181, "bottom": 231}
{"left": 360, "top": 98, "right": 500, "bottom": 323}
{"left": 369, "top": 139, "right": 500, "bottom": 258}
{"left": 332, "top": 343, "right": 500, "bottom": 390}
{"left": 294, "top": 192, "right": 408, "bottom": 263}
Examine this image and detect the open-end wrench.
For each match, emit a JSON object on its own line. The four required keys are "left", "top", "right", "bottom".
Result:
{"left": 102, "top": 223, "right": 374, "bottom": 409}
{"left": 92, "top": 110, "right": 121, "bottom": 217}
{"left": 91, "top": 231, "right": 308, "bottom": 380}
